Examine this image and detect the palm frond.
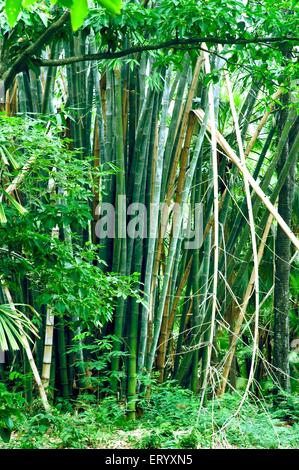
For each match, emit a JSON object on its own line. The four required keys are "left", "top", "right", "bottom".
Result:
{"left": 0, "top": 304, "right": 39, "bottom": 352}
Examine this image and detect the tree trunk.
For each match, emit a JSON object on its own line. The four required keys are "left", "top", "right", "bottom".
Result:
{"left": 273, "top": 93, "right": 297, "bottom": 391}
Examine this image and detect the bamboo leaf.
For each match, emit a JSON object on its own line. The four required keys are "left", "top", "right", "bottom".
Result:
{"left": 2, "top": 190, "right": 28, "bottom": 215}
{"left": 0, "top": 146, "right": 20, "bottom": 170}
{"left": 0, "top": 316, "right": 20, "bottom": 351}
{"left": 0, "top": 147, "right": 9, "bottom": 166}
{"left": 0, "top": 202, "right": 7, "bottom": 225}
{"left": 0, "top": 322, "right": 9, "bottom": 351}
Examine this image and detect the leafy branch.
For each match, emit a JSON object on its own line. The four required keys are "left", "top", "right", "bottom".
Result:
{"left": 34, "top": 35, "right": 298, "bottom": 68}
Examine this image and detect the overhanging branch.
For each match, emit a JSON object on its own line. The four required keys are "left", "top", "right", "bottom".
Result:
{"left": 4, "top": 11, "right": 70, "bottom": 89}
{"left": 34, "top": 35, "right": 298, "bottom": 67}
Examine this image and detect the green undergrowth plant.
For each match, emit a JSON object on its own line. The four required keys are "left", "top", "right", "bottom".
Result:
{"left": 1, "top": 384, "right": 299, "bottom": 449}
{"left": 0, "top": 114, "right": 141, "bottom": 404}
{"left": 0, "top": 383, "right": 24, "bottom": 443}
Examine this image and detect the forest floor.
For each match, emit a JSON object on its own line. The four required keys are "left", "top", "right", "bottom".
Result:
{"left": 1, "top": 384, "right": 299, "bottom": 449}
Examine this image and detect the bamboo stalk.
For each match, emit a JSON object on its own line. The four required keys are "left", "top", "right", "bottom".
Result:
{"left": 146, "top": 100, "right": 209, "bottom": 375}
{"left": 215, "top": 107, "right": 297, "bottom": 309}
{"left": 41, "top": 305, "right": 55, "bottom": 389}
{"left": 138, "top": 68, "right": 172, "bottom": 373}
{"left": 165, "top": 55, "right": 204, "bottom": 204}
{"left": 167, "top": 255, "right": 193, "bottom": 339}
{"left": 57, "top": 321, "right": 69, "bottom": 398}
{"left": 150, "top": 58, "right": 202, "bottom": 319}
{"left": 222, "top": 70, "right": 259, "bottom": 406}
{"left": 161, "top": 57, "right": 190, "bottom": 198}
{"left": 199, "top": 50, "right": 219, "bottom": 409}
{"left": 41, "top": 169, "right": 60, "bottom": 388}
{"left": 111, "top": 67, "right": 127, "bottom": 393}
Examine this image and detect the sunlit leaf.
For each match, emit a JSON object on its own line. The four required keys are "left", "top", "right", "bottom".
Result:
{"left": 5, "top": 0, "right": 22, "bottom": 27}
{"left": 70, "top": 0, "right": 88, "bottom": 31}
{"left": 22, "top": 0, "right": 39, "bottom": 7}
{"left": 97, "top": 0, "right": 122, "bottom": 15}
{"left": 0, "top": 202, "right": 7, "bottom": 225}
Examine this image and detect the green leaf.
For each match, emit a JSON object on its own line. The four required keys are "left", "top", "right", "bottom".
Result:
{"left": 57, "top": 0, "right": 74, "bottom": 7}
{"left": 97, "top": 0, "right": 121, "bottom": 15}
{"left": 4, "top": 417, "right": 14, "bottom": 431}
{"left": 70, "top": 0, "right": 88, "bottom": 31}
{"left": 0, "top": 427, "right": 11, "bottom": 443}
{"left": 5, "top": 0, "right": 22, "bottom": 27}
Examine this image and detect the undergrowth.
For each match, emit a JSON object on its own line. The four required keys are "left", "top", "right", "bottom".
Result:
{"left": 1, "top": 382, "right": 299, "bottom": 449}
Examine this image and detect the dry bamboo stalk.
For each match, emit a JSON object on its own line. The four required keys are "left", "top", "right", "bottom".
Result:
{"left": 193, "top": 108, "right": 299, "bottom": 252}
{"left": 5, "top": 89, "right": 10, "bottom": 115}
{"left": 223, "top": 70, "right": 260, "bottom": 407}
{"left": 5, "top": 80, "right": 18, "bottom": 116}
{"left": 3, "top": 284, "right": 50, "bottom": 411}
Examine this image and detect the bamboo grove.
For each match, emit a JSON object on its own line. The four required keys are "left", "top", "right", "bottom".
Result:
{"left": 0, "top": 1, "right": 298, "bottom": 422}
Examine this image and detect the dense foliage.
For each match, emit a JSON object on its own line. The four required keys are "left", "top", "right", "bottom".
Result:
{"left": 5, "top": 0, "right": 122, "bottom": 29}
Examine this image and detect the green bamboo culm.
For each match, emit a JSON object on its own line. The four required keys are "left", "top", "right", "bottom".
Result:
{"left": 111, "top": 67, "right": 127, "bottom": 394}
{"left": 57, "top": 321, "right": 69, "bottom": 398}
